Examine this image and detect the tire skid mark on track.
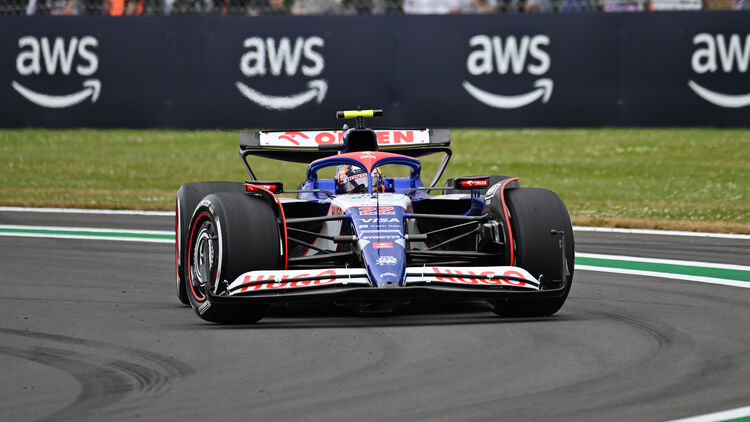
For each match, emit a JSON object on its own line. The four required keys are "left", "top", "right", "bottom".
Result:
{"left": 0, "top": 345, "right": 140, "bottom": 421}
{"left": 538, "top": 308, "right": 749, "bottom": 421}
{"left": 554, "top": 309, "right": 750, "bottom": 421}
{"left": 0, "top": 328, "right": 193, "bottom": 421}
{"left": 2, "top": 210, "right": 749, "bottom": 420}
{"left": 222, "top": 315, "right": 561, "bottom": 421}
{"left": 393, "top": 308, "right": 678, "bottom": 420}
{"left": 215, "top": 325, "right": 403, "bottom": 417}
{"left": 397, "top": 304, "right": 746, "bottom": 421}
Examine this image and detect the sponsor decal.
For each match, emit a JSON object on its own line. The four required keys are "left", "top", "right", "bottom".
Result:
{"left": 380, "top": 272, "right": 398, "bottom": 278}
{"left": 460, "top": 179, "right": 489, "bottom": 188}
{"left": 432, "top": 267, "right": 526, "bottom": 285}
{"left": 359, "top": 206, "right": 395, "bottom": 216}
{"left": 407, "top": 267, "right": 538, "bottom": 289}
{"left": 328, "top": 193, "right": 412, "bottom": 215}
{"left": 375, "top": 130, "right": 422, "bottom": 144}
{"left": 278, "top": 131, "right": 310, "bottom": 145}
{"left": 369, "top": 224, "right": 403, "bottom": 229}
{"left": 328, "top": 205, "right": 343, "bottom": 217}
{"left": 485, "top": 182, "right": 503, "bottom": 199}
{"left": 688, "top": 33, "right": 750, "bottom": 108}
{"left": 245, "top": 182, "right": 282, "bottom": 192}
{"left": 360, "top": 217, "right": 400, "bottom": 223}
{"left": 13, "top": 36, "right": 100, "bottom": 109}
{"left": 376, "top": 255, "right": 398, "bottom": 265}
{"left": 275, "top": 130, "right": 342, "bottom": 145}
{"left": 259, "top": 130, "right": 429, "bottom": 147}
{"left": 235, "top": 269, "right": 363, "bottom": 292}
{"left": 198, "top": 198, "right": 215, "bottom": 215}
{"left": 361, "top": 234, "right": 402, "bottom": 240}
{"left": 198, "top": 300, "right": 211, "bottom": 315}
{"left": 373, "top": 242, "right": 393, "bottom": 249}
{"left": 341, "top": 173, "right": 368, "bottom": 184}
{"left": 237, "top": 36, "right": 327, "bottom": 110}
{"left": 463, "top": 35, "right": 553, "bottom": 109}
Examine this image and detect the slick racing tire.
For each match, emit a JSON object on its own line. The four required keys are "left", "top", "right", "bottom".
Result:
{"left": 186, "top": 192, "right": 280, "bottom": 324}
{"left": 488, "top": 187, "right": 575, "bottom": 318}
{"left": 176, "top": 182, "right": 246, "bottom": 305}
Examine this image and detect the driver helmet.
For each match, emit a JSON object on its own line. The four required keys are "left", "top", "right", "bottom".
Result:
{"left": 336, "top": 165, "right": 385, "bottom": 194}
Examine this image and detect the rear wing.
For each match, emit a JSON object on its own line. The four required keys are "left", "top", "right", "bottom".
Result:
{"left": 239, "top": 128, "right": 452, "bottom": 187}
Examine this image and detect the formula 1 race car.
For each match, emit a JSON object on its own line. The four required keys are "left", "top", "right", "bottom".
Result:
{"left": 175, "top": 109, "right": 574, "bottom": 324}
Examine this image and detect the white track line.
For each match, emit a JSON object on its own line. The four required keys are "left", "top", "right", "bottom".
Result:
{"left": 576, "top": 265, "right": 750, "bottom": 289}
{"left": 1, "top": 207, "right": 747, "bottom": 252}
{"left": 3, "top": 224, "right": 748, "bottom": 290}
{"left": 573, "top": 225, "right": 750, "bottom": 240}
{"left": 0, "top": 232, "right": 174, "bottom": 244}
{"left": 666, "top": 404, "right": 750, "bottom": 422}
{"left": 0, "top": 225, "right": 173, "bottom": 244}
{"left": 0, "top": 206, "right": 174, "bottom": 216}
{"left": 0, "top": 224, "right": 170, "bottom": 235}
{"left": 1, "top": 207, "right": 748, "bottom": 239}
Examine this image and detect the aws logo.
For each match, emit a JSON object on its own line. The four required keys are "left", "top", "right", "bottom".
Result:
{"left": 236, "top": 36, "right": 327, "bottom": 110}
{"left": 13, "top": 36, "right": 100, "bottom": 109}
{"left": 463, "top": 35, "right": 552, "bottom": 109}
{"left": 688, "top": 33, "right": 750, "bottom": 108}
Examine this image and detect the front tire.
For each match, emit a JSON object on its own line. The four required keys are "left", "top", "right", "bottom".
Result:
{"left": 176, "top": 182, "right": 246, "bottom": 305}
{"left": 488, "top": 187, "right": 575, "bottom": 318}
{"left": 186, "top": 192, "right": 281, "bottom": 324}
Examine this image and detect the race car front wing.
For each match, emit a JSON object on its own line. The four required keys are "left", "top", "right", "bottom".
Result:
{"left": 210, "top": 266, "right": 566, "bottom": 304}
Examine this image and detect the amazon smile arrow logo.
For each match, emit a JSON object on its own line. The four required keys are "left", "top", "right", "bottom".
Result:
{"left": 235, "top": 79, "right": 327, "bottom": 110}
{"left": 236, "top": 36, "right": 328, "bottom": 111}
{"left": 463, "top": 78, "right": 553, "bottom": 109}
{"left": 12, "top": 79, "right": 101, "bottom": 109}
{"left": 687, "top": 80, "right": 750, "bottom": 108}
{"left": 688, "top": 33, "right": 750, "bottom": 109}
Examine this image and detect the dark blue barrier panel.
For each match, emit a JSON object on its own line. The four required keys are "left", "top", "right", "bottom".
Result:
{"left": 0, "top": 13, "right": 748, "bottom": 128}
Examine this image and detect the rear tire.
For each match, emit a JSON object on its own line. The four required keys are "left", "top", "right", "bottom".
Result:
{"left": 176, "top": 182, "right": 246, "bottom": 305}
{"left": 488, "top": 188, "right": 575, "bottom": 318}
{"left": 186, "top": 192, "right": 280, "bottom": 324}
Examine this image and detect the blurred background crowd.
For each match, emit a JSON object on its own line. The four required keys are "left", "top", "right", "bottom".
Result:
{"left": 5, "top": 0, "right": 748, "bottom": 17}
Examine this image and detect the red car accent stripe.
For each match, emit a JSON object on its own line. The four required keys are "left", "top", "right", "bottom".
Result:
{"left": 244, "top": 184, "right": 288, "bottom": 270}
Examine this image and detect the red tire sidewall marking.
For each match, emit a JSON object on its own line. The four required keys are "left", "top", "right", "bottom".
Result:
{"left": 499, "top": 178, "right": 519, "bottom": 266}
{"left": 175, "top": 200, "right": 180, "bottom": 287}
{"left": 187, "top": 211, "right": 214, "bottom": 302}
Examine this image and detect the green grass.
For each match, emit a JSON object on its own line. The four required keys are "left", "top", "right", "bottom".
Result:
{"left": 1, "top": 128, "right": 748, "bottom": 233}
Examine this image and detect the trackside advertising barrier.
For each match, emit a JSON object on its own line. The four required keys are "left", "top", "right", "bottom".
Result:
{"left": 1, "top": 12, "right": 748, "bottom": 128}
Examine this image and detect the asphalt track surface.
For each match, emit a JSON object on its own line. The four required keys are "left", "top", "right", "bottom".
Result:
{"left": 2, "top": 210, "right": 749, "bottom": 422}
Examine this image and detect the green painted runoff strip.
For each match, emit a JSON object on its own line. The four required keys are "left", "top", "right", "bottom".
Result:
{"left": 0, "top": 227, "right": 173, "bottom": 240}
{"left": 576, "top": 256, "right": 750, "bottom": 282}
{"left": 3, "top": 226, "right": 749, "bottom": 285}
